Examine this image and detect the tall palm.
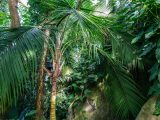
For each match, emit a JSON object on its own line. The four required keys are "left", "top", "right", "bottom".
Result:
{"left": 0, "top": 1, "right": 51, "bottom": 118}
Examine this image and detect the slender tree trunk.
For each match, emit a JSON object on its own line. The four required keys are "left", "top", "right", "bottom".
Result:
{"left": 8, "top": 0, "right": 20, "bottom": 28}
{"left": 50, "top": 75, "right": 57, "bottom": 120}
{"left": 50, "top": 32, "right": 62, "bottom": 120}
{"left": 50, "top": 54, "right": 61, "bottom": 120}
{"left": 36, "top": 29, "right": 50, "bottom": 120}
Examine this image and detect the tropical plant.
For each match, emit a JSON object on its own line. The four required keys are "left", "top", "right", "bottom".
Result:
{"left": 0, "top": 26, "right": 49, "bottom": 112}
{"left": 113, "top": 0, "right": 160, "bottom": 116}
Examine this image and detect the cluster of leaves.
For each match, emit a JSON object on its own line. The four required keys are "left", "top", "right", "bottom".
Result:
{"left": 114, "top": 0, "right": 160, "bottom": 115}
{"left": 64, "top": 57, "right": 99, "bottom": 103}
{"left": 0, "top": 0, "right": 31, "bottom": 27}
{"left": 0, "top": 27, "right": 47, "bottom": 113}
{"left": 0, "top": 0, "right": 10, "bottom": 27}
{"left": 18, "top": 3, "right": 31, "bottom": 26}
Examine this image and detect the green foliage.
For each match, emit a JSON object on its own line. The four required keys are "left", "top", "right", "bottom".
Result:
{"left": 0, "top": 27, "right": 48, "bottom": 113}
{"left": 65, "top": 60, "right": 98, "bottom": 100}
{"left": 55, "top": 52, "right": 100, "bottom": 120}
{"left": 114, "top": 0, "right": 160, "bottom": 116}
{"left": 149, "top": 63, "right": 159, "bottom": 81}
{"left": 0, "top": 0, "right": 10, "bottom": 27}
{"left": 99, "top": 49, "right": 143, "bottom": 119}
{"left": 153, "top": 96, "right": 160, "bottom": 116}
{"left": 18, "top": 4, "right": 31, "bottom": 26}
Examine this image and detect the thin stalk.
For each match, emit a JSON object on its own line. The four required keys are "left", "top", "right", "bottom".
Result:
{"left": 50, "top": 31, "right": 62, "bottom": 120}
{"left": 36, "top": 29, "right": 50, "bottom": 120}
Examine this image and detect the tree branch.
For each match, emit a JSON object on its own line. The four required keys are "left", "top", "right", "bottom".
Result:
{"left": 43, "top": 67, "right": 53, "bottom": 77}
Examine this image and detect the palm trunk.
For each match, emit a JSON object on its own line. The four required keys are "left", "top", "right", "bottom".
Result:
{"left": 8, "top": 0, "right": 20, "bottom": 28}
{"left": 50, "top": 75, "right": 57, "bottom": 120}
{"left": 50, "top": 32, "right": 62, "bottom": 120}
{"left": 36, "top": 29, "right": 50, "bottom": 120}
{"left": 50, "top": 53, "right": 61, "bottom": 120}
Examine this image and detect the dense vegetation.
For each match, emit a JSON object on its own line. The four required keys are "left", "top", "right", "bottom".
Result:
{"left": 0, "top": 0, "right": 160, "bottom": 120}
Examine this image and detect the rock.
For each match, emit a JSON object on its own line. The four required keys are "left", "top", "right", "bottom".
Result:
{"left": 72, "top": 86, "right": 114, "bottom": 120}
{"left": 136, "top": 96, "right": 160, "bottom": 120}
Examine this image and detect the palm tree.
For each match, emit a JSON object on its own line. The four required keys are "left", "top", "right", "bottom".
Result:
{"left": 0, "top": 0, "right": 143, "bottom": 120}
{"left": 35, "top": 0, "right": 144, "bottom": 119}
{"left": 0, "top": 0, "right": 50, "bottom": 116}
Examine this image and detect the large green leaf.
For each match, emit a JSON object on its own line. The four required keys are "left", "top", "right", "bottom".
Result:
{"left": 0, "top": 27, "right": 48, "bottom": 113}
{"left": 99, "top": 49, "right": 144, "bottom": 119}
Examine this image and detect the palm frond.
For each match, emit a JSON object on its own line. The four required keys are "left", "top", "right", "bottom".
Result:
{"left": 60, "top": 9, "right": 112, "bottom": 58}
{"left": 0, "top": 27, "right": 49, "bottom": 113}
{"left": 108, "top": 30, "right": 137, "bottom": 63}
{"left": 99, "top": 49, "right": 144, "bottom": 119}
